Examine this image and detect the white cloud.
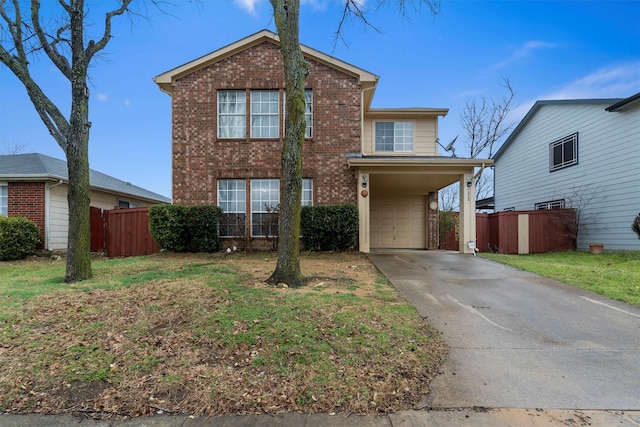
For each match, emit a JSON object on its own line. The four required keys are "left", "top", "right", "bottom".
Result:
{"left": 124, "top": 99, "right": 131, "bottom": 107}
{"left": 97, "top": 93, "right": 108, "bottom": 102}
{"left": 541, "top": 61, "right": 640, "bottom": 100}
{"left": 490, "top": 40, "right": 557, "bottom": 71}
{"left": 233, "top": 0, "right": 264, "bottom": 15}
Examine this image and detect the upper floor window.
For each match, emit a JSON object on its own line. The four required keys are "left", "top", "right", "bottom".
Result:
{"left": 550, "top": 133, "right": 578, "bottom": 171}
{"left": 0, "top": 184, "right": 7, "bottom": 216}
{"left": 218, "top": 90, "right": 246, "bottom": 138}
{"left": 535, "top": 199, "right": 565, "bottom": 210}
{"left": 251, "top": 90, "right": 279, "bottom": 138}
{"left": 284, "top": 90, "right": 313, "bottom": 138}
{"left": 375, "top": 122, "right": 413, "bottom": 152}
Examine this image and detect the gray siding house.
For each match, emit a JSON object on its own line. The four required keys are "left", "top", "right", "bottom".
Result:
{"left": 493, "top": 93, "right": 640, "bottom": 250}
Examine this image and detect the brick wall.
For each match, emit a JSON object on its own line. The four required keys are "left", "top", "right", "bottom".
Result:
{"left": 8, "top": 182, "right": 46, "bottom": 248}
{"left": 171, "top": 41, "right": 361, "bottom": 209}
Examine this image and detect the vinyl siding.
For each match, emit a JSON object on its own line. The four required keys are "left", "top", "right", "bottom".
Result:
{"left": 494, "top": 103, "right": 640, "bottom": 250}
{"left": 362, "top": 116, "right": 438, "bottom": 156}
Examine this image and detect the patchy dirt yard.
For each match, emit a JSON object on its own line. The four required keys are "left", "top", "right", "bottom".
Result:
{"left": 0, "top": 252, "right": 449, "bottom": 420}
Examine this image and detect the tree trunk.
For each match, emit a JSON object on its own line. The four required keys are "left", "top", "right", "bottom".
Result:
{"left": 65, "top": 0, "right": 93, "bottom": 282}
{"left": 268, "top": 0, "right": 308, "bottom": 288}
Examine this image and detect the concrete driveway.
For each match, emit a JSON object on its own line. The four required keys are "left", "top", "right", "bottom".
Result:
{"left": 368, "top": 250, "right": 640, "bottom": 411}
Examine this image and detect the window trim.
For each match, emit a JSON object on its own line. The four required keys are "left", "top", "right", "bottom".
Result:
{"left": 283, "top": 89, "right": 313, "bottom": 139}
{"left": 374, "top": 121, "right": 414, "bottom": 153}
{"left": 549, "top": 132, "right": 578, "bottom": 172}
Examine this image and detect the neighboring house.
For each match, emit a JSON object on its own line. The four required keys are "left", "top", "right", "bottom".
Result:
{"left": 0, "top": 153, "right": 171, "bottom": 251}
{"left": 493, "top": 92, "right": 640, "bottom": 250}
{"left": 154, "top": 30, "right": 489, "bottom": 253}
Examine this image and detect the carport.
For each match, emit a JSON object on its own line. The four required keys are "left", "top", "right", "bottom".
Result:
{"left": 347, "top": 156, "right": 492, "bottom": 254}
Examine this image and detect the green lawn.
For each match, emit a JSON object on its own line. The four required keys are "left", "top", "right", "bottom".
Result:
{"left": 481, "top": 250, "right": 640, "bottom": 307}
{"left": 0, "top": 252, "right": 448, "bottom": 418}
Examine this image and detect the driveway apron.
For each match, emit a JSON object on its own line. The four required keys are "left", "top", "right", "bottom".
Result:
{"left": 368, "top": 250, "right": 640, "bottom": 410}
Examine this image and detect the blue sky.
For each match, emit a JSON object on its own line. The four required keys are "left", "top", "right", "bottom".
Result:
{"left": 1, "top": 0, "right": 639, "bottom": 198}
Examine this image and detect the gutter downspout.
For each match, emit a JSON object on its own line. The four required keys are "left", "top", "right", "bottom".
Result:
{"left": 45, "top": 180, "right": 64, "bottom": 251}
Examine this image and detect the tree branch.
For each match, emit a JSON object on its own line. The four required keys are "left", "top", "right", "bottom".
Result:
{"left": 87, "top": 0, "right": 133, "bottom": 60}
{"left": 31, "top": 0, "right": 71, "bottom": 78}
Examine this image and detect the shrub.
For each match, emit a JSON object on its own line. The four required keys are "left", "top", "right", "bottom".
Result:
{"left": 632, "top": 213, "right": 640, "bottom": 239}
{"left": 439, "top": 210, "right": 459, "bottom": 243}
{"left": 149, "top": 204, "right": 223, "bottom": 253}
{"left": 186, "top": 205, "right": 223, "bottom": 252}
{"left": 301, "top": 204, "right": 358, "bottom": 251}
{"left": 149, "top": 204, "right": 189, "bottom": 252}
{"left": 0, "top": 216, "right": 41, "bottom": 261}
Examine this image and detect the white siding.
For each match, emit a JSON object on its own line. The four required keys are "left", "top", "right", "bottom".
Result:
{"left": 495, "top": 102, "right": 640, "bottom": 250}
{"left": 362, "top": 116, "right": 438, "bottom": 156}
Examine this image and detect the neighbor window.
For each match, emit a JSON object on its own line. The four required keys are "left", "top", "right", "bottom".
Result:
{"left": 535, "top": 199, "right": 565, "bottom": 210}
{"left": 251, "top": 90, "right": 279, "bottom": 138}
{"left": 218, "top": 90, "right": 246, "bottom": 138}
{"left": 251, "top": 179, "right": 280, "bottom": 237}
{"left": 375, "top": 122, "right": 413, "bottom": 152}
{"left": 218, "top": 179, "right": 246, "bottom": 237}
{"left": 550, "top": 133, "right": 578, "bottom": 171}
{"left": 118, "top": 200, "right": 137, "bottom": 209}
{"left": 0, "top": 185, "right": 7, "bottom": 216}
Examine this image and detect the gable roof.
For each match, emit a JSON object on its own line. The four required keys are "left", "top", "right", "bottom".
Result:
{"left": 153, "top": 29, "right": 380, "bottom": 109}
{"left": 493, "top": 97, "right": 623, "bottom": 161}
{"left": 0, "top": 153, "right": 170, "bottom": 203}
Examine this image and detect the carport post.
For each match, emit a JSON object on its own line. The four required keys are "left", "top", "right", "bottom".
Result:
{"left": 459, "top": 173, "right": 476, "bottom": 254}
{"left": 357, "top": 172, "right": 370, "bottom": 253}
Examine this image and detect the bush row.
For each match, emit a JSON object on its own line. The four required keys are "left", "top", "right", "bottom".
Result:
{"left": 149, "top": 205, "right": 223, "bottom": 253}
{"left": 301, "top": 204, "right": 358, "bottom": 251}
{"left": 0, "top": 216, "right": 41, "bottom": 261}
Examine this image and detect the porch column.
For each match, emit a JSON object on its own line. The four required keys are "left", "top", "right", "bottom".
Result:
{"left": 458, "top": 173, "right": 476, "bottom": 254}
{"left": 358, "top": 172, "right": 370, "bottom": 253}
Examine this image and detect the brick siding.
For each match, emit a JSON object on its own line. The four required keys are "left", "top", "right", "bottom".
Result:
{"left": 171, "top": 41, "right": 361, "bottom": 243}
{"left": 8, "top": 182, "right": 46, "bottom": 248}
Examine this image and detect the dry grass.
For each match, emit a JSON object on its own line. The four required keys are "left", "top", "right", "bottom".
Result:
{"left": 0, "top": 252, "right": 448, "bottom": 419}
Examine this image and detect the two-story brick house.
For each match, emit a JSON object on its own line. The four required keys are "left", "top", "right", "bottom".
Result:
{"left": 154, "top": 30, "right": 489, "bottom": 253}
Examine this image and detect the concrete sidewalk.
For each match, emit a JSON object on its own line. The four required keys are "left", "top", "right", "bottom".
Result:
{"left": 3, "top": 409, "right": 640, "bottom": 426}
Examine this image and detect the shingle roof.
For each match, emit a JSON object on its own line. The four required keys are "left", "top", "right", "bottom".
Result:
{"left": 0, "top": 153, "right": 170, "bottom": 203}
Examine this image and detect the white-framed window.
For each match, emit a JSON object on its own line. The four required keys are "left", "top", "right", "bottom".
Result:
{"left": 550, "top": 133, "right": 578, "bottom": 171}
{"left": 283, "top": 90, "right": 313, "bottom": 138}
{"left": 375, "top": 122, "right": 413, "bottom": 152}
{"left": 251, "top": 90, "right": 279, "bottom": 138}
{"left": 218, "top": 90, "right": 246, "bottom": 138}
{"left": 0, "top": 184, "right": 7, "bottom": 216}
{"left": 118, "top": 200, "right": 137, "bottom": 209}
{"left": 218, "top": 179, "right": 247, "bottom": 237}
{"left": 304, "top": 90, "right": 313, "bottom": 138}
{"left": 251, "top": 179, "right": 279, "bottom": 237}
{"left": 302, "top": 178, "right": 313, "bottom": 206}
{"left": 535, "top": 199, "right": 565, "bottom": 210}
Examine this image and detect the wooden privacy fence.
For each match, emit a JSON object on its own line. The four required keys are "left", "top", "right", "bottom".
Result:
{"left": 90, "top": 206, "right": 160, "bottom": 257}
{"left": 442, "top": 209, "right": 576, "bottom": 254}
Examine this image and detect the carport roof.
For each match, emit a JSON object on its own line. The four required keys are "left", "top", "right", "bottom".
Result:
{"left": 346, "top": 154, "right": 492, "bottom": 168}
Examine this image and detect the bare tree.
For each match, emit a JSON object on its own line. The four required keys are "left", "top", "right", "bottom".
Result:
{"left": 267, "top": 0, "right": 441, "bottom": 287}
{"left": 440, "top": 77, "right": 515, "bottom": 209}
{"left": 0, "top": 141, "right": 27, "bottom": 154}
{"left": 0, "top": 0, "right": 136, "bottom": 282}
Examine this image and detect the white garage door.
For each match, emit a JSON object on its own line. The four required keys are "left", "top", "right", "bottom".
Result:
{"left": 370, "top": 196, "right": 426, "bottom": 249}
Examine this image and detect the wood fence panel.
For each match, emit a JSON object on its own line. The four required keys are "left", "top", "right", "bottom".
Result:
{"left": 476, "top": 213, "right": 490, "bottom": 252}
{"left": 496, "top": 212, "right": 519, "bottom": 254}
{"left": 106, "top": 207, "right": 160, "bottom": 257}
{"left": 528, "top": 209, "right": 576, "bottom": 253}
{"left": 90, "top": 206, "right": 107, "bottom": 252}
